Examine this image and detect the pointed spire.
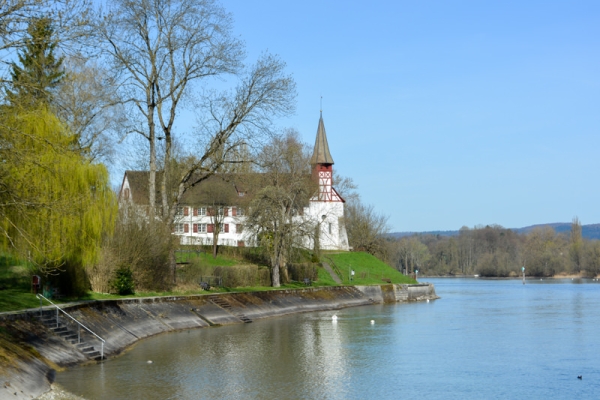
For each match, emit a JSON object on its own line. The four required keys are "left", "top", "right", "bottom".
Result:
{"left": 310, "top": 112, "right": 334, "bottom": 165}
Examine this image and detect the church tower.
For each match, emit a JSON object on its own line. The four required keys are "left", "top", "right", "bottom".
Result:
{"left": 308, "top": 111, "right": 349, "bottom": 251}
{"left": 310, "top": 112, "right": 341, "bottom": 202}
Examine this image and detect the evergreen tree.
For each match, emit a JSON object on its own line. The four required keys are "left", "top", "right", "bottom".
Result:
{"left": 5, "top": 17, "right": 65, "bottom": 107}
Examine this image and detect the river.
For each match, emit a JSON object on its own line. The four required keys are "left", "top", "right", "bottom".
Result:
{"left": 56, "top": 278, "right": 600, "bottom": 399}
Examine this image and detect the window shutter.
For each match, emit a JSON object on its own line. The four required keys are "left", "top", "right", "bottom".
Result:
{"left": 193, "top": 224, "right": 198, "bottom": 233}
{"left": 193, "top": 208, "right": 198, "bottom": 216}
{"left": 184, "top": 224, "right": 189, "bottom": 233}
{"left": 224, "top": 224, "right": 229, "bottom": 233}
{"left": 232, "top": 207, "right": 237, "bottom": 216}
{"left": 224, "top": 207, "right": 229, "bottom": 216}
{"left": 171, "top": 225, "right": 175, "bottom": 233}
{"left": 184, "top": 207, "right": 189, "bottom": 216}
{"left": 207, "top": 207, "right": 213, "bottom": 216}
{"left": 207, "top": 224, "right": 214, "bottom": 233}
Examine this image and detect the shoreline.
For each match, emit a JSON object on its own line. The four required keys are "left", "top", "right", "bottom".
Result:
{"left": 0, "top": 283, "right": 438, "bottom": 400}
{"left": 421, "top": 275, "right": 599, "bottom": 279}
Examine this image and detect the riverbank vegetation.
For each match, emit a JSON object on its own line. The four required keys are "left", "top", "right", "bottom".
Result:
{"left": 386, "top": 218, "right": 600, "bottom": 278}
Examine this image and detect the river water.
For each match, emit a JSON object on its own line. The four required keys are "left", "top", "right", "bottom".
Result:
{"left": 57, "top": 278, "right": 600, "bottom": 399}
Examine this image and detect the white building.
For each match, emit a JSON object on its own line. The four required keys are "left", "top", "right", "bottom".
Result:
{"left": 118, "top": 113, "right": 349, "bottom": 251}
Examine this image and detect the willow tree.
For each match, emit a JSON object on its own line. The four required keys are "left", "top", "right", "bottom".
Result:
{"left": 0, "top": 107, "right": 117, "bottom": 276}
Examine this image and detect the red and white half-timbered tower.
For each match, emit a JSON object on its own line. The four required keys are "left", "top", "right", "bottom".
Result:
{"left": 307, "top": 112, "right": 349, "bottom": 250}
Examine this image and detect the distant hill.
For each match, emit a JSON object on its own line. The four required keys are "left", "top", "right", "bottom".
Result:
{"left": 390, "top": 223, "right": 600, "bottom": 240}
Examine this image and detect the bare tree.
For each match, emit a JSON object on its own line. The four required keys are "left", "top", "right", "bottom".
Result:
{"left": 96, "top": 0, "right": 244, "bottom": 218}
{"left": 570, "top": 216, "right": 584, "bottom": 274}
{"left": 244, "top": 130, "right": 315, "bottom": 287}
{"left": 54, "top": 57, "right": 125, "bottom": 162}
{"left": 345, "top": 197, "right": 390, "bottom": 258}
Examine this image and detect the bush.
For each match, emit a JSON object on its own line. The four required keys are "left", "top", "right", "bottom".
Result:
{"left": 89, "top": 209, "right": 175, "bottom": 292}
{"left": 110, "top": 266, "right": 135, "bottom": 295}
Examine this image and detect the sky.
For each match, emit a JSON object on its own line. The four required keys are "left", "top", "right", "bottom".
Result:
{"left": 217, "top": 0, "right": 600, "bottom": 232}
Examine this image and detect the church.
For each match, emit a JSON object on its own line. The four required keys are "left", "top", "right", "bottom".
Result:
{"left": 118, "top": 113, "right": 350, "bottom": 251}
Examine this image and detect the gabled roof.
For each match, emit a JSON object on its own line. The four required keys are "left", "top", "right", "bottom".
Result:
{"left": 310, "top": 112, "right": 334, "bottom": 165}
{"left": 123, "top": 171, "right": 244, "bottom": 206}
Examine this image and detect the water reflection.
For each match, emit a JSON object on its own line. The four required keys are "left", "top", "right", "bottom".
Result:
{"left": 58, "top": 280, "right": 600, "bottom": 400}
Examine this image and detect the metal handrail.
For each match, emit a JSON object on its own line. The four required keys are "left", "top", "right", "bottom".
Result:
{"left": 36, "top": 293, "right": 105, "bottom": 360}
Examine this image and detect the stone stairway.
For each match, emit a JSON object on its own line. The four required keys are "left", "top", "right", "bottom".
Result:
{"left": 208, "top": 295, "right": 252, "bottom": 323}
{"left": 322, "top": 262, "right": 342, "bottom": 284}
{"left": 38, "top": 311, "right": 103, "bottom": 360}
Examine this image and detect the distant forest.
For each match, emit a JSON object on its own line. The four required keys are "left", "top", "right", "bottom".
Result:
{"left": 385, "top": 220, "right": 600, "bottom": 277}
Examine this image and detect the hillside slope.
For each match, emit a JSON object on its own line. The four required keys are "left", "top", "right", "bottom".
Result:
{"left": 391, "top": 223, "right": 600, "bottom": 240}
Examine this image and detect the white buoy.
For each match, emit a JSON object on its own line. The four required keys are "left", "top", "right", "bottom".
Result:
{"left": 370, "top": 320, "right": 375, "bottom": 325}
{"left": 332, "top": 315, "right": 338, "bottom": 322}
{"left": 426, "top": 299, "right": 430, "bottom": 303}
{"left": 147, "top": 360, "right": 153, "bottom": 364}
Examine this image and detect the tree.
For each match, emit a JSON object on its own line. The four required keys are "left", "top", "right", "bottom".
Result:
{"left": 1, "top": 0, "right": 93, "bottom": 91}
{"left": 523, "top": 227, "right": 566, "bottom": 277}
{"left": 344, "top": 197, "right": 389, "bottom": 258}
{"left": 0, "top": 107, "right": 117, "bottom": 278}
{"left": 54, "top": 57, "right": 125, "bottom": 162}
{"left": 245, "top": 130, "right": 315, "bottom": 287}
{"left": 4, "top": 17, "right": 64, "bottom": 107}
{"left": 390, "top": 236, "right": 430, "bottom": 275}
{"left": 569, "top": 216, "right": 584, "bottom": 274}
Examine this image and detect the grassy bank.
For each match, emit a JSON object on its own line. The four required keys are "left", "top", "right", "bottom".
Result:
{"left": 323, "top": 252, "right": 416, "bottom": 285}
{"left": 0, "top": 251, "right": 414, "bottom": 313}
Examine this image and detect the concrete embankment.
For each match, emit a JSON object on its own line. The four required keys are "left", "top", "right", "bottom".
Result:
{"left": 0, "top": 283, "right": 438, "bottom": 399}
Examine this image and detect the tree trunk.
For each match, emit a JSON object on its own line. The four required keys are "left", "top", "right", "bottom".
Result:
{"left": 148, "top": 104, "right": 156, "bottom": 218}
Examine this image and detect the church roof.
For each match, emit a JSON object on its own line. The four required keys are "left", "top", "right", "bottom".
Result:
{"left": 310, "top": 112, "right": 334, "bottom": 165}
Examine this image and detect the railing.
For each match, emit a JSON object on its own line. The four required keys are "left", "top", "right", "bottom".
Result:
{"left": 36, "top": 294, "right": 105, "bottom": 360}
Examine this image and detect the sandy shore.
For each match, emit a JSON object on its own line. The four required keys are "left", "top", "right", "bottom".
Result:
{"left": 35, "top": 384, "right": 86, "bottom": 400}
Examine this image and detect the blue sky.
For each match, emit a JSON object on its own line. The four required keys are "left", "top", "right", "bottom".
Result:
{"left": 221, "top": 0, "right": 600, "bottom": 232}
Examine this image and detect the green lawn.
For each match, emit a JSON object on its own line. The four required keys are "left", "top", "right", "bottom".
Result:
{"left": 323, "top": 252, "right": 416, "bottom": 285}
{"left": 0, "top": 250, "right": 415, "bottom": 313}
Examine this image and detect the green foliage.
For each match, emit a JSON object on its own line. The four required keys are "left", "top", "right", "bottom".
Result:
{"left": 0, "top": 107, "right": 117, "bottom": 277}
{"left": 5, "top": 17, "right": 64, "bottom": 107}
{"left": 110, "top": 266, "right": 135, "bottom": 295}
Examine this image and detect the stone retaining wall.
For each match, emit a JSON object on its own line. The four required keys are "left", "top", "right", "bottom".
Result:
{"left": 0, "top": 283, "right": 438, "bottom": 400}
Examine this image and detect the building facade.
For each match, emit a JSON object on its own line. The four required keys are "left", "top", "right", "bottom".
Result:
{"left": 118, "top": 113, "right": 350, "bottom": 251}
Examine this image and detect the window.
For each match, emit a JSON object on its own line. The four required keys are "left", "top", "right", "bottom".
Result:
{"left": 176, "top": 207, "right": 184, "bottom": 217}
{"left": 328, "top": 223, "right": 332, "bottom": 235}
{"left": 124, "top": 188, "right": 130, "bottom": 200}
{"left": 193, "top": 223, "right": 206, "bottom": 233}
{"left": 218, "top": 224, "right": 230, "bottom": 233}
{"left": 196, "top": 207, "right": 206, "bottom": 216}
{"left": 237, "top": 207, "right": 244, "bottom": 216}
{"left": 217, "top": 207, "right": 224, "bottom": 216}
{"left": 236, "top": 224, "right": 243, "bottom": 233}
{"left": 175, "top": 223, "right": 185, "bottom": 234}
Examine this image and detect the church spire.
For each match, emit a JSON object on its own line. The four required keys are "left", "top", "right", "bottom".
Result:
{"left": 310, "top": 112, "right": 334, "bottom": 165}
